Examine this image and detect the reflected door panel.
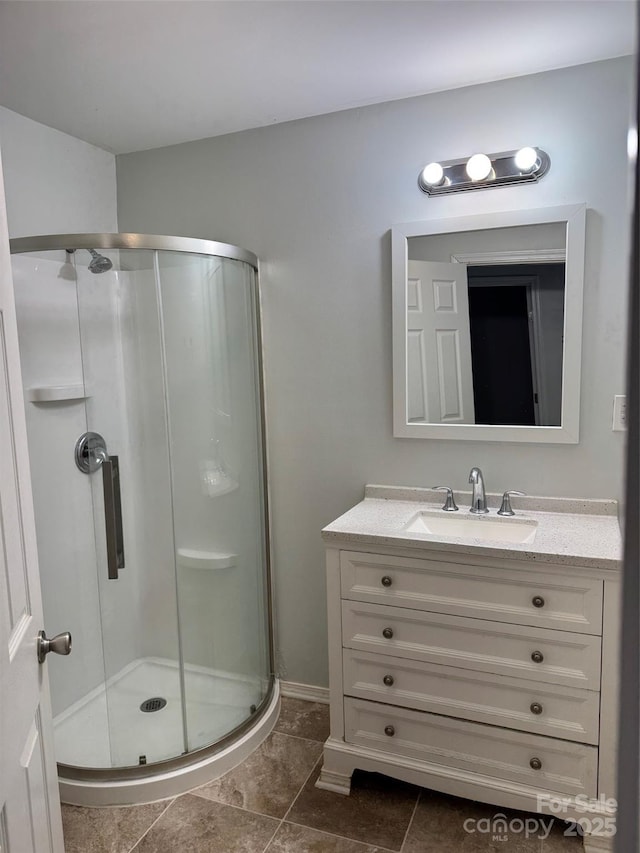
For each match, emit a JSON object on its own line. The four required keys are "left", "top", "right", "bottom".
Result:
{"left": 407, "top": 260, "right": 475, "bottom": 424}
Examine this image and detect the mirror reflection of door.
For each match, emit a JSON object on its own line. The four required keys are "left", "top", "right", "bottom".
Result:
{"left": 467, "top": 264, "right": 565, "bottom": 426}
{"left": 405, "top": 253, "right": 565, "bottom": 427}
{"left": 406, "top": 260, "right": 475, "bottom": 424}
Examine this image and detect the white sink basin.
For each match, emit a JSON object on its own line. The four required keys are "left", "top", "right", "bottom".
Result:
{"left": 403, "top": 511, "right": 537, "bottom": 544}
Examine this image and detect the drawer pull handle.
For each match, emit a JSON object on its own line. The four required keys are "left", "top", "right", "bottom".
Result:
{"left": 532, "top": 595, "right": 545, "bottom": 608}
{"left": 381, "top": 576, "right": 393, "bottom": 587}
{"left": 531, "top": 650, "right": 544, "bottom": 664}
{"left": 382, "top": 627, "right": 394, "bottom": 639}
{"left": 530, "top": 702, "right": 544, "bottom": 715}
{"left": 384, "top": 725, "right": 395, "bottom": 737}
{"left": 383, "top": 675, "right": 395, "bottom": 686}
{"left": 530, "top": 757, "right": 543, "bottom": 771}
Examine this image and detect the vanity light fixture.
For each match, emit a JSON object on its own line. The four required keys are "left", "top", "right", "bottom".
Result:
{"left": 418, "top": 147, "right": 550, "bottom": 196}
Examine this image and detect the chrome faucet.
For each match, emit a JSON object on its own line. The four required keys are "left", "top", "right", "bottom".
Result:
{"left": 468, "top": 467, "right": 489, "bottom": 514}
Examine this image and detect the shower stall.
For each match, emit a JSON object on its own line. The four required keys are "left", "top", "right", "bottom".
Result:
{"left": 9, "top": 234, "right": 276, "bottom": 806}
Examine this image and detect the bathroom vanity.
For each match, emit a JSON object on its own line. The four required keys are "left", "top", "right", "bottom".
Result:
{"left": 317, "top": 485, "right": 622, "bottom": 852}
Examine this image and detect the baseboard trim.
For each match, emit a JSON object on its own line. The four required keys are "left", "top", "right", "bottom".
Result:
{"left": 279, "top": 680, "right": 330, "bottom": 704}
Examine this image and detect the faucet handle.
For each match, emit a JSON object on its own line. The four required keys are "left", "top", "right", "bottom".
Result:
{"left": 432, "top": 486, "right": 459, "bottom": 512}
{"left": 497, "top": 490, "right": 526, "bottom": 517}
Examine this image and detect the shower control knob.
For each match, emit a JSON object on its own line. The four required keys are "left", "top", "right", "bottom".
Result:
{"left": 37, "top": 630, "right": 72, "bottom": 664}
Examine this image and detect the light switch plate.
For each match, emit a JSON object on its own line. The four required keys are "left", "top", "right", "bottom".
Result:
{"left": 612, "top": 395, "right": 627, "bottom": 431}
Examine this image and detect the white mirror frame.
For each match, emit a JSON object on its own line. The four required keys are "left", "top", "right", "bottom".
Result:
{"left": 391, "top": 204, "right": 586, "bottom": 443}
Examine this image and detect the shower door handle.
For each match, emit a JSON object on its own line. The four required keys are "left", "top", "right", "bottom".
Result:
{"left": 74, "top": 432, "right": 125, "bottom": 581}
{"left": 102, "top": 454, "right": 125, "bottom": 580}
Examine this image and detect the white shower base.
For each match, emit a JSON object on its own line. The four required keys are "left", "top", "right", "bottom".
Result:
{"left": 55, "top": 656, "right": 279, "bottom": 806}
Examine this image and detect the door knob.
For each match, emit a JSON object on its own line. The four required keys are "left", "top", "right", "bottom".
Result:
{"left": 37, "top": 630, "right": 72, "bottom": 664}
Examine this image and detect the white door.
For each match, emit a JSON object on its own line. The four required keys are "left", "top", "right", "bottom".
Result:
{"left": 406, "top": 260, "right": 475, "bottom": 423}
{"left": 0, "top": 153, "right": 65, "bottom": 850}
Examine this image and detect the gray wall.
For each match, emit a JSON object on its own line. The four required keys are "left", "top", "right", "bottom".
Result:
{"left": 116, "top": 58, "right": 633, "bottom": 688}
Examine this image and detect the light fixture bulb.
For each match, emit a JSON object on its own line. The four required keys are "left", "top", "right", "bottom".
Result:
{"left": 515, "top": 147, "right": 539, "bottom": 172}
{"left": 421, "top": 162, "right": 444, "bottom": 187}
{"left": 466, "top": 153, "right": 492, "bottom": 181}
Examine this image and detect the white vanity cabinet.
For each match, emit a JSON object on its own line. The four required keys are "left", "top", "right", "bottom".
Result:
{"left": 317, "top": 489, "right": 622, "bottom": 853}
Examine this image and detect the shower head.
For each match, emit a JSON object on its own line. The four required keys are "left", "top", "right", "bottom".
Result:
{"left": 87, "top": 248, "right": 113, "bottom": 274}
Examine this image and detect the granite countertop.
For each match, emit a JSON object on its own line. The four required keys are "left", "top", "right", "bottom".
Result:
{"left": 321, "top": 485, "right": 623, "bottom": 570}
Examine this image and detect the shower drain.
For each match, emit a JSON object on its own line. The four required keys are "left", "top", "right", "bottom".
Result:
{"left": 140, "top": 697, "right": 167, "bottom": 713}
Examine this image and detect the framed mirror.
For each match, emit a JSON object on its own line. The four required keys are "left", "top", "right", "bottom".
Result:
{"left": 391, "top": 204, "right": 586, "bottom": 443}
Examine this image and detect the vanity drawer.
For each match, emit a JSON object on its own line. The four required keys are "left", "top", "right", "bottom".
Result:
{"left": 340, "top": 552, "right": 603, "bottom": 635}
{"left": 342, "top": 601, "right": 602, "bottom": 688}
{"left": 343, "top": 649, "right": 600, "bottom": 744}
{"left": 344, "top": 697, "right": 597, "bottom": 798}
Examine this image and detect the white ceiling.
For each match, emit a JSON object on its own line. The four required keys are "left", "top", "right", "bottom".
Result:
{"left": 0, "top": 0, "right": 635, "bottom": 155}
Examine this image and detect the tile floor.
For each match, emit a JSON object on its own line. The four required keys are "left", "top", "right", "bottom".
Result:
{"left": 61, "top": 697, "right": 584, "bottom": 853}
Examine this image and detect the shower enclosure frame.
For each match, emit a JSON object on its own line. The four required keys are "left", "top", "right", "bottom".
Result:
{"left": 10, "top": 233, "right": 278, "bottom": 804}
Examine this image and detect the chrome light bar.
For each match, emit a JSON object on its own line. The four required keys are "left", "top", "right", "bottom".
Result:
{"left": 418, "top": 147, "right": 550, "bottom": 196}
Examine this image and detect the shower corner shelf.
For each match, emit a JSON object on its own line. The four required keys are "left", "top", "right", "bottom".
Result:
{"left": 176, "top": 548, "right": 237, "bottom": 571}
{"left": 28, "top": 384, "right": 88, "bottom": 403}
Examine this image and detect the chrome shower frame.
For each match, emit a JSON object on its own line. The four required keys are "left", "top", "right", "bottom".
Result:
{"left": 9, "top": 233, "right": 277, "bottom": 797}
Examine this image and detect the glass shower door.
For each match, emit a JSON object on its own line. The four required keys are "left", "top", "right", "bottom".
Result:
{"left": 75, "top": 248, "right": 185, "bottom": 768}
{"left": 157, "top": 251, "right": 271, "bottom": 751}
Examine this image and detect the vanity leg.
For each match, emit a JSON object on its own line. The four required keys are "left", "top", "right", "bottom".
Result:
{"left": 582, "top": 831, "right": 615, "bottom": 852}
{"left": 315, "top": 742, "right": 354, "bottom": 794}
{"left": 315, "top": 763, "right": 353, "bottom": 795}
